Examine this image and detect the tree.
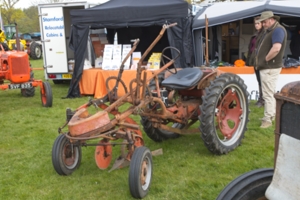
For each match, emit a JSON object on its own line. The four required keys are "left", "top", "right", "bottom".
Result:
{"left": 19, "top": 6, "right": 39, "bottom": 32}
{"left": 0, "top": 0, "right": 39, "bottom": 32}
{"left": 0, "top": 0, "right": 22, "bottom": 24}
{"left": 1, "top": 0, "right": 20, "bottom": 9}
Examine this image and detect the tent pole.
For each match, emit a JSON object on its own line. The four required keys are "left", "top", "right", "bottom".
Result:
{"left": 205, "top": 15, "right": 209, "bottom": 66}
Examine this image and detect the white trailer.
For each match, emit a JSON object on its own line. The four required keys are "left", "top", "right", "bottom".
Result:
{"left": 38, "top": 1, "right": 106, "bottom": 84}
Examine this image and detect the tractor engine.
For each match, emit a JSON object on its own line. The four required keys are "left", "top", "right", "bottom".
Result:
{"left": 151, "top": 88, "right": 169, "bottom": 106}
{"left": 0, "top": 51, "right": 31, "bottom": 83}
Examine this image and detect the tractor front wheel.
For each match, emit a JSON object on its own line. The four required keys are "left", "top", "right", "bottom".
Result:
{"left": 21, "top": 72, "right": 35, "bottom": 97}
{"left": 52, "top": 134, "right": 82, "bottom": 175}
{"left": 199, "top": 73, "right": 249, "bottom": 154}
{"left": 41, "top": 81, "right": 53, "bottom": 107}
{"left": 129, "top": 146, "right": 153, "bottom": 199}
{"left": 141, "top": 117, "right": 181, "bottom": 142}
{"left": 140, "top": 73, "right": 181, "bottom": 142}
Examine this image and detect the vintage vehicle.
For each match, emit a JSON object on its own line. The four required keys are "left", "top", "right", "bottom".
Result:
{"left": 2, "top": 24, "right": 43, "bottom": 60}
{"left": 38, "top": 1, "right": 99, "bottom": 83}
{"left": 18, "top": 32, "right": 43, "bottom": 60}
{"left": 52, "top": 23, "right": 249, "bottom": 198}
{"left": 216, "top": 81, "right": 300, "bottom": 199}
{"left": 0, "top": 40, "right": 52, "bottom": 107}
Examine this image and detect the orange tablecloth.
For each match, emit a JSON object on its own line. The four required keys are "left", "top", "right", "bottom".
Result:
{"left": 218, "top": 66, "right": 255, "bottom": 74}
{"left": 79, "top": 68, "right": 154, "bottom": 98}
{"left": 80, "top": 67, "right": 300, "bottom": 98}
{"left": 218, "top": 66, "right": 300, "bottom": 74}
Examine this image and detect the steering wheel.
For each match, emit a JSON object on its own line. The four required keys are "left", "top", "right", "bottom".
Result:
{"left": 160, "top": 46, "right": 181, "bottom": 74}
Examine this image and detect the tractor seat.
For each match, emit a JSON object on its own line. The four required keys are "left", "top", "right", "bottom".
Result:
{"left": 161, "top": 68, "right": 203, "bottom": 90}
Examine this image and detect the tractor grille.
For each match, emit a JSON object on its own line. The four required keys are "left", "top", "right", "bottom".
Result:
{"left": 280, "top": 102, "right": 300, "bottom": 140}
{"left": 11, "top": 55, "right": 29, "bottom": 75}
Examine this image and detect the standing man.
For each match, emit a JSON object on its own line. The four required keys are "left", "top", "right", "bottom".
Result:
{"left": 256, "top": 11, "right": 287, "bottom": 128}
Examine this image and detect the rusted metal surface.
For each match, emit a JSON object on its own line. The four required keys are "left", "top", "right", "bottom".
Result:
{"left": 57, "top": 23, "right": 228, "bottom": 172}
{"left": 216, "top": 88, "right": 242, "bottom": 139}
{"left": 95, "top": 139, "right": 112, "bottom": 170}
{"left": 274, "top": 81, "right": 300, "bottom": 166}
{"left": 274, "top": 81, "right": 300, "bottom": 105}
{"left": 68, "top": 109, "right": 110, "bottom": 136}
{"left": 197, "top": 69, "right": 217, "bottom": 89}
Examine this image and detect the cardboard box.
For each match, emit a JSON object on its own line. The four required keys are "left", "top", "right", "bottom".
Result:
{"left": 111, "top": 60, "right": 121, "bottom": 70}
{"left": 102, "top": 60, "right": 112, "bottom": 70}
{"left": 122, "top": 44, "right": 131, "bottom": 49}
{"left": 104, "top": 51, "right": 113, "bottom": 58}
{"left": 131, "top": 52, "right": 141, "bottom": 70}
{"left": 84, "top": 59, "right": 92, "bottom": 70}
{"left": 123, "top": 60, "right": 131, "bottom": 70}
{"left": 148, "top": 52, "right": 161, "bottom": 70}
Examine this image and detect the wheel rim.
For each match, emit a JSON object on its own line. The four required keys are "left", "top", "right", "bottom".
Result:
{"left": 35, "top": 46, "right": 41, "bottom": 58}
{"left": 63, "top": 143, "right": 79, "bottom": 169}
{"left": 215, "top": 84, "right": 247, "bottom": 146}
{"left": 41, "top": 85, "right": 47, "bottom": 104}
{"left": 141, "top": 156, "right": 152, "bottom": 190}
{"left": 41, "top": 93, "right": 47, "bottom": 104}
{"left": 95, "top": 140, "right": 112, "bottom": 169}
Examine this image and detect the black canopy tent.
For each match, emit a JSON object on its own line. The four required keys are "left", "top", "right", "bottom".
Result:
{"left": 66, "top": 0, "right": 193, "bottom": 98}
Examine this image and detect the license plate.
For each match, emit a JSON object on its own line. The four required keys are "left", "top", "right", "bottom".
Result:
{"left": 62, "top": 74, "right": 72, "bottom": 79}
{"left": 8, "top": 83, "right": 33, "bottom": 89}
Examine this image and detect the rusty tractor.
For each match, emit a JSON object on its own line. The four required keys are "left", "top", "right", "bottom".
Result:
{"left": 52, "top": 23, "right": 249, "bottom": 198}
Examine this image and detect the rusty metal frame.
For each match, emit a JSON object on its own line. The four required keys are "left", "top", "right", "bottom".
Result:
{"left": 57, "top": 23, "right": 218, "bottom": 169}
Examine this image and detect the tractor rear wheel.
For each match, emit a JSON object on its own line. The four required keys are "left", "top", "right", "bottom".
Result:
{"left": 52, "top": 134, "right": 82, "bottom": 175}
{"left": 199, "top": 73, "right": 249, "bottom": 154}
{"left": 0, "top": 43, "right": 9, "bottom": 51}
{"left": 41, "top": 81, "right": 53, "bottom": 107}
{"left": 29, "top": 41, "right": 42, "bottom": 60}
{"left": 216, "top": 168, "right": 273, "bottom": 200}
{"left": 21, "top": 72, "right": 35, "bottom": 97}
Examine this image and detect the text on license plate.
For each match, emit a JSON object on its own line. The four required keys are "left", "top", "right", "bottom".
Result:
{"left": 8, "top": 83, "right": 33, "bottom": 89}
{"left": 62, "top": 74, "right": 72, "bottom": 79}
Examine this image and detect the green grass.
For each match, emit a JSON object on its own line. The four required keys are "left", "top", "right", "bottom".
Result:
{"left": 0, "top": 59, "right": 275, "bottom": 200}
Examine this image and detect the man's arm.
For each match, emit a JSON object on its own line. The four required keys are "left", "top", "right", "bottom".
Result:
{"left": 265, "top": 43, "right": 282, "bottom": 61}
{"left": 265, "top": 27, "right": 285, "bottom": 61}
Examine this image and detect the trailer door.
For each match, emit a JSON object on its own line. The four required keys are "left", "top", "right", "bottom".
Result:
{"left": 40, "top": 6, "right": 68, "bottom": 74}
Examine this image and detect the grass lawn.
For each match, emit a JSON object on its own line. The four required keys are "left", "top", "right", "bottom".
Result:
{"left": 0, "top": 59, "right": 275, "bottom": 200}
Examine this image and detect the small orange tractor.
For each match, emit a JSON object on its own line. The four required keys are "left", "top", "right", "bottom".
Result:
{"left": 0, "top": 38, "right": 52, "bottom": 107}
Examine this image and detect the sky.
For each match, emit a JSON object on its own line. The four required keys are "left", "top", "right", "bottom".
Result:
{"left": 14, "top": 0, "right": 110, "bottom": 9}
{"left": 15, "top": 0, "right": 33, "bottom": 9}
